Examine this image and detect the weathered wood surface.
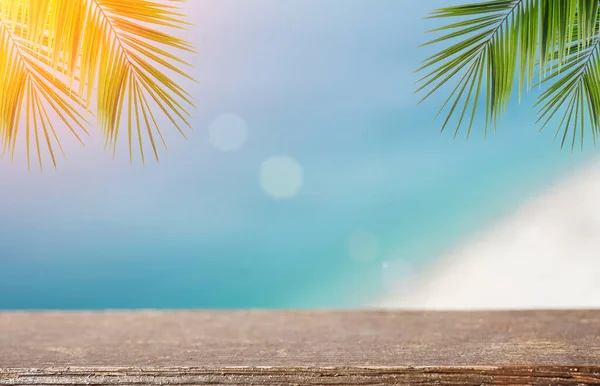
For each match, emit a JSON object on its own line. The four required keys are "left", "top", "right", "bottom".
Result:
{"left": 1, "top": 310, "right": 600, "bottom": 385}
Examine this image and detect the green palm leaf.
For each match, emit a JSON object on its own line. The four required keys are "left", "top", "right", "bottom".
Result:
{"left": 536, "top": 28, "right": 600, "bottom": 150}
{"left": 419, "top": 0, "right": 600, "bottom": 146}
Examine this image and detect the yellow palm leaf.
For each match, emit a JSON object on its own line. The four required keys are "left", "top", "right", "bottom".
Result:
{"left": 0, "top": 12, "right": 89, "bottom": 170}
{"left": 0, "top": 0, "right": 195, "bottom": 168}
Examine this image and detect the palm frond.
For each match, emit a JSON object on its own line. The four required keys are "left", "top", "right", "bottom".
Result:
{"left": 418, "top": 0, "right": 600, "bottom": 143}
{"left": 0, "top": 0, "right": 195, "bottom": 168}
{"left": 79, "top": 0, "right": 196, "bottom": 163}
{"left": 0, "top": 12, "right": 88, "bottom": 170}
{"left": 535, "top": 24, "right": 600, "bottom": 151}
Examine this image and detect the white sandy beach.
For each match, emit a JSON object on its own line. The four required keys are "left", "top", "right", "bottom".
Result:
{"left": 376, "top": 157, "right": 600, "bottom": 310}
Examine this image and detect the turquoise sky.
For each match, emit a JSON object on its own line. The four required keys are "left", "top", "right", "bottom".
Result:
{"left": 0, "top": 0, "right": 591, "bottom": 309}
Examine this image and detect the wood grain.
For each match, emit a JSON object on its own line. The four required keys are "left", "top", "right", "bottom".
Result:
{"left": 1, "top": 310, "right": 600, "bottom": 385}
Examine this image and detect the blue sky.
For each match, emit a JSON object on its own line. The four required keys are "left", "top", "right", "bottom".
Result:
{"left": 0, "top": 0, "right": 591, "bottom": 309}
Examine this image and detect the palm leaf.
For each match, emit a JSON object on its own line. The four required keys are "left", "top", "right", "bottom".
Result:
{"left": 418, "top": 0, "right": 600, "bottom": 144}
{"left": 0, "top": 0, "right": 195, "bottom": 168}
{"left": 535, "top": 23, "right": 600, "bottom": 151}
{"left": 0, "top": 11, "right": 89, "bottom": 170}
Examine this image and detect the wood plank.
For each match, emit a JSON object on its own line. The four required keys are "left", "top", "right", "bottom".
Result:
{"left": 1, "top": 310, "right": 600, "bottom": 385}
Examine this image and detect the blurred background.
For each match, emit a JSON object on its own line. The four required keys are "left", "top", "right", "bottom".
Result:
{"left": 0, "top": 0, "right": 594, "bottom": 310}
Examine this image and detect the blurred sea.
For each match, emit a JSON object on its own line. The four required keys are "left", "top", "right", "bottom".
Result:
{"left": 0, "top": 0, "right": 591, "bottom": 309}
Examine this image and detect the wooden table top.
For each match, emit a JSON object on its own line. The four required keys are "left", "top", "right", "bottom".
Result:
{"left": 1, "top": 310, "right": 600, "bottom": 384}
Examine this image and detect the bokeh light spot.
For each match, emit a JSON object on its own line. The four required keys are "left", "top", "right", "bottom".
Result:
{"left": 260, "top": 155, "right": 304, "bottom": 200}
{"left": 208, "top": 113, "right": 248, "bottom": 152}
